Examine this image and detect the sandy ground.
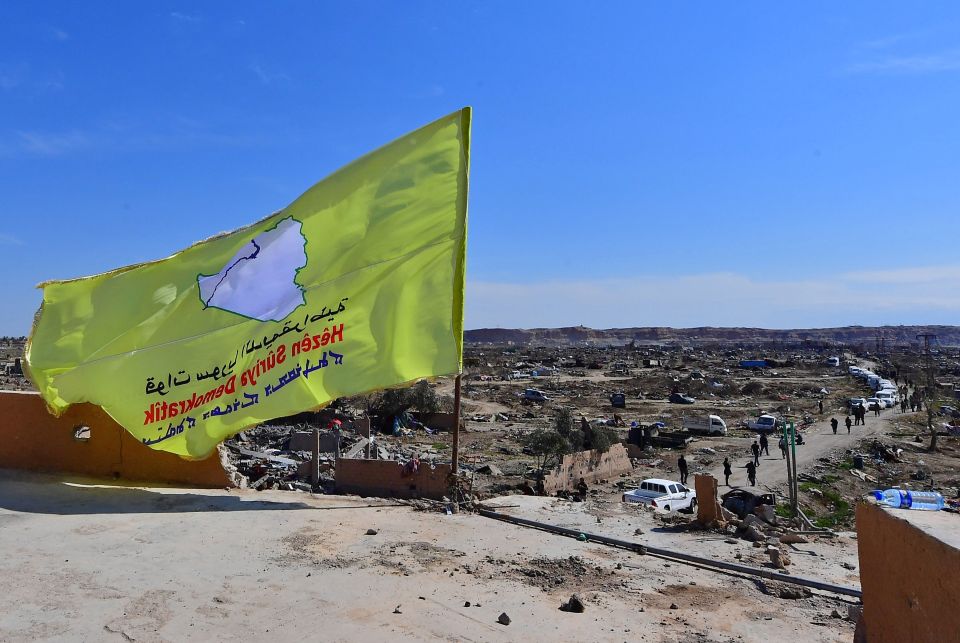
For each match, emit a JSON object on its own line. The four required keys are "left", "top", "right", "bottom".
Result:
{"left": 0, "top": 471, "right": 857, "bottom": 643}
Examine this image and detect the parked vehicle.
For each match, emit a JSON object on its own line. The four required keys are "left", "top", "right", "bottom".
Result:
{"left": 609, "top": 392, "right": 626, "bottom": 408}
{"left": 939, "top": 405, "right": 960, "bottom": 419}
{"left": 825, "top": 356, "right": 840, "bottom": 367}
{"left": 848, "top": 397, "right": 867, "bottom": 409}
{"left": 875, "top": 390, "right": 897, "bottom": 407}
{"left": 747, "top": 414, "right": 779, "bottom": 433}
{"left": 682, "top": 414, "right": 727, "bottom": 436}
{"left": 668, "top": 392, "right": 696, "bottom": 404}
{"left": 866, "top": 397, "right": 883, "bottom": 411}
{"left": 721, "top": 489, "right": 776, "bottom": 519}
{"left": 523, "top": 388, "right": 549, "bottom": 402}
{"left": 739, "top": 360, "right": 768, "bottom": 369}
{"left": 622, "top": 478, "right": 697, "bottom": 512}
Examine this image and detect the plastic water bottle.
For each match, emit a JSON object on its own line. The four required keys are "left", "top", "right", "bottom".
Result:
{"left": 872, "top": 489, "right": 944, "bottom": 510}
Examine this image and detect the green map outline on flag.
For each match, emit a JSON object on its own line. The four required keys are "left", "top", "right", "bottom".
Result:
{"left": 196, "top": 216, "right": 309, "bottom": 322}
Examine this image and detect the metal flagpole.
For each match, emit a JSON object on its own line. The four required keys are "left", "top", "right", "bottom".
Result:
{"left": 451, "top": 374, "right": 462, "bottom": 474}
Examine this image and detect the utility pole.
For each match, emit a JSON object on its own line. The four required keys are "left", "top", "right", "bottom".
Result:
{"left": 917, "top": 333, "right": 938, "bottom": 450}
{"left": 789, "top": 421, "right": 799, "bottom": 520}
{"left": 784, "top": 422, "right": 796, "bottom": 515}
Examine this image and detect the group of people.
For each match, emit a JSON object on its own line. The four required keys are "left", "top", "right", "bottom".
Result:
{"left": 851, "top": 403, "right": 868, "bottom": 425}
{"left": 717, "top": 454, "right": 758, "bottom": 487}
{"left": 713, "top": 429, "right": 798, "bottom": 489}
{"left": 675, "top": 390, "right": 923, "bottom": 490}
{"left": 830, "top": 416, "right": 854, "bottom": 434}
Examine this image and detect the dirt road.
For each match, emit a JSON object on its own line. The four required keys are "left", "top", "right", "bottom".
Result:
{"left": 702, "top": 406, "right": 909, "bottom": 492}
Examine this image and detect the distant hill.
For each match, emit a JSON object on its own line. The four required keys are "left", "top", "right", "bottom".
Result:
{"left": 464, "top": 325, "right": 960, "bottom": 347}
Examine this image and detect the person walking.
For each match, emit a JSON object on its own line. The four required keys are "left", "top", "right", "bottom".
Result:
{"left": 677, "top": 454, "right": 689, "bottom": 485}
{"left": 723, "top": 457, "right": 732, "bottom": 487}
{"left": 750, "top": 440, "right": 760, "bottom": 466}
{"left": 745, "top": 460, "right": 757, "bottom": 487}
{"left": 900, "top": 399, "right": 907, "bottom": 414}
{"left": 818, "top": 399, "right": 824, "bottom": 414}
{"left": 831, "top": 417, "right": 838, "bottom": 434}
{"left": 874, "top": 402, "right": 881, "bottom": 417}
{"left": 759, "top": 432, "right": 769, "bottom": 456}
{"left": 845, "top": 415, "right": 852, "bottom": 433}
{"left": 778, "top": 435, "right": 787, "bottom": 459}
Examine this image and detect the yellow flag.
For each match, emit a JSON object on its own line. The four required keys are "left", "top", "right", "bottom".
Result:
{"left": 26, "top": 108, "right": 470, "bottom": 458}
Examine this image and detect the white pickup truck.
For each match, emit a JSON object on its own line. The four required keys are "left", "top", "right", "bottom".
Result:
{"left": 681, "top": 414, "right": 727, "bottom": 436}
{"left": 621, "top": 478, "right": 697, "bottom": 512}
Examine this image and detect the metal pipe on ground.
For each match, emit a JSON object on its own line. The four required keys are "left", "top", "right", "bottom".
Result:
{"left": 477, "top": 508, "right": 861, "bottom": 599}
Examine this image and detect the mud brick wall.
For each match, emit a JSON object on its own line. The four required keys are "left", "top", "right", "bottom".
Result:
{"left": 856, "top": 502, "right": 960, "bottom": 643}
{"left": 335, "top": 458, "right": 451, "bottom": 499}
{"left": 0, "top": 391, "right": 235, "bottom": 487}
{"left": 543, "top": 444, "right": 632, "bottom": 494}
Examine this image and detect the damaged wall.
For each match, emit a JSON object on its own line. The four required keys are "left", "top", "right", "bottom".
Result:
{"left": 856, "top": 502, "right": 960, "bottom": 643}
{"left": 0, "top": 391, "right": 236, "bottom": 487}
{"left": 335, "top": 458, "right": 451, "bottom": 499}
{"left": 543, "top": 444, "right": 632, "bottom": 493}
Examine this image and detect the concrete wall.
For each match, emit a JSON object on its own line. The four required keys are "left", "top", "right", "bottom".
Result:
{"left": 411, "top": 412, "right": 460, "bottom": 431}
{"left": 856, "top": 502, "right": 960, "bottom": 643}
{"left": 543, "top": 444, "right": 632, "bottom": 494}
{"left": 335, "top": 458, "right": 451, "bottom": 499}
{"left": 0, "top": 391, "right": 235, "bottom": 487}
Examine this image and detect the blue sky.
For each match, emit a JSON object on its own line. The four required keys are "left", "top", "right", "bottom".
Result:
{"left": 2, "top": 2, "right": 960, "bottom": 334}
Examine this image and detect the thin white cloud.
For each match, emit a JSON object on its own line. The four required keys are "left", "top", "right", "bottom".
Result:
{"left": 0, "top": 234, "right": 25, "bottom": 246}
{"left": 47, "top": 27, "right": 69, "bottom": 41}
{"left": 249, "top": 63, "right": 290, "bottom": 85}
{"left": 0, "top": 63, "right": 25, "bottom": 90}
{"left": 858, "top": 32, "right": 921, "bottom": 50}
{"left": 16, "top": 130, "right": 88, "bottom": 156}
{"left": 0, "top": 64, "right": 63, "bottom": 93}
{"left": 846, "top": 48, "right": 960, "bottom": 74}
{"left": 170, "top": 11, "right": 201, "bottom": 23}
{"left": 1, "top": 117, "right": 263, "bottom": 158}
{"left": 843, "top": 265, "right": 960, "bottom": 284}
{"left": 466, "top": 266, "right": 960, "bottom": 329}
